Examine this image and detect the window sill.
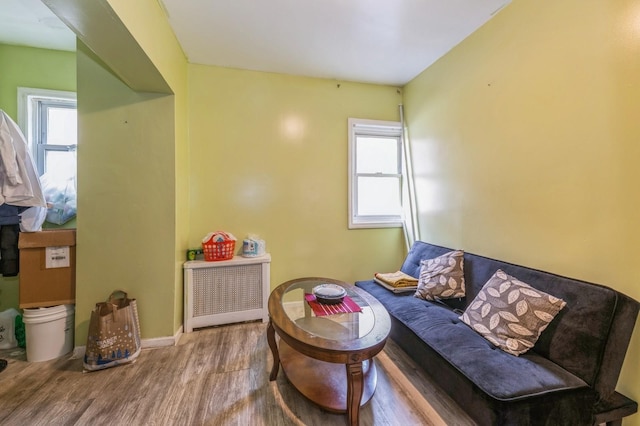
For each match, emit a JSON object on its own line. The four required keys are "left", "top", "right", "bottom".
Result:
{"left": 348, "top": 221, "right": 403, "bottom": 229}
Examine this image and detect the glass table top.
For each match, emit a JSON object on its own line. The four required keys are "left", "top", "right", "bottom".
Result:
{"left": 280, "top": 278, "right": 375, "bottom": 341}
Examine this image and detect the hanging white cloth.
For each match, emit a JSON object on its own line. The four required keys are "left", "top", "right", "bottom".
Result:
{"left": 0, "top": 110, "right": 46, "bottom": 208}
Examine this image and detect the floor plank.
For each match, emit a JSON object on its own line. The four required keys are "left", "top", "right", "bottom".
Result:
{"left": 0, "top": 322, "right": 474, "bottom": 425}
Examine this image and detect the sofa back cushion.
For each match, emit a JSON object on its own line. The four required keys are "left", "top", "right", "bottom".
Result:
{"left": 400, "top": 241, "right": 620, "bottom": 394}
{"left": 401, "top": 241, "right": 452, "bottom": 278}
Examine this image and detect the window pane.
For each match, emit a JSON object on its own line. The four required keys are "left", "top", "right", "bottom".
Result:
{"left": 46, "top": 107, "right": 77, "bottom": 145}
{"left": 357, "top": 177, "right": 401, "bottom": 216}
{"left": 45, "top": 150, "right": 76, "bottom": 177}
{"left": 356, "top": 136, "right": 398, "bottom": 174}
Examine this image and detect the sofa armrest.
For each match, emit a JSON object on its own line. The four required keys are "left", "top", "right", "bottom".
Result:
{"left": 593, "top": 292, "right": 640, "bottom": 400}
{"left": 593, "top": 391, "right": 638, "bottom": 426}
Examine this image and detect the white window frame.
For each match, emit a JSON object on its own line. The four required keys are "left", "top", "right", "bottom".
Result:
{"left": 348, "top": 118, "right": 404, "bottom": 229}
{"left": 17, "top": 87, "right": 77, "bottom": 176}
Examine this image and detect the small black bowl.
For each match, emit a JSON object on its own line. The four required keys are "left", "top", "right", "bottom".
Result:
{"left": 315, "top": 295, "right": 345, "bottom": 305}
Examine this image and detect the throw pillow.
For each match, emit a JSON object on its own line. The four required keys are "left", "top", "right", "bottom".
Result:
{"left": 459, "top": 269, "right": 566, "bottom": 356}
{"left": 414, "top": 250, "right": 465, "bottom": 301}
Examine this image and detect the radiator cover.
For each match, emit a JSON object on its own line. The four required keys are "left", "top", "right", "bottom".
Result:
{"left": 183, "top": 254, "right": 271, "bottom": 332}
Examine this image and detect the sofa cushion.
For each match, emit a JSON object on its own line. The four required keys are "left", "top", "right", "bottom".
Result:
{"left": 400, "top": 241, "right": 453, "bottom": 278}
{"left": 415, "top": 250, "right": 465, "bottom": 301}
{"left": 357, "top": 279, "right": 589, "bottom": 401}
{"left": 460, "top": 269, "right": 566, "bottom": 356}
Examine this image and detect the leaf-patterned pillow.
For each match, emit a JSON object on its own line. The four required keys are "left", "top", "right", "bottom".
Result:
{"left": 459, "top": 269, "right": 566, "bottom": 356}
{"left": 414, "top": 250, "right": 465, "bottom": 301}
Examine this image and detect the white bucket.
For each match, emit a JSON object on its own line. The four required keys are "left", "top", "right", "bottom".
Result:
{"left": 23, "top": 304, "right": 75, "bottom": 362}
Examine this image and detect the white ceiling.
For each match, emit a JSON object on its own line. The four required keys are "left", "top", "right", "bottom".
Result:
{"left": 1, "top": 0, "right": 511, "bottom": 86}
{"left": 0, "top": 0, "right": 75, "bottom": 52}
{"left": 160, "top": 0, "right": 511, "bottom": 85}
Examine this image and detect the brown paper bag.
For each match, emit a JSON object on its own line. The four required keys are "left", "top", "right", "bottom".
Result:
{"left": 83, "top": 291, "right": 141, "bottom": 371}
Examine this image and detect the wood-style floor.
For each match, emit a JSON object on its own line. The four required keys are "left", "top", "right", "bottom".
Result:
{"left": 0, "top": 322, "right": 475, "bottom": 425}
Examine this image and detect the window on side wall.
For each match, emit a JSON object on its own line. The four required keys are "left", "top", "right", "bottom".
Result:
{"left": 348, "top": 118, "right": 403, "bottom": 229}
{"left": 17, "top": 87, "right": 77, "bottom": 177}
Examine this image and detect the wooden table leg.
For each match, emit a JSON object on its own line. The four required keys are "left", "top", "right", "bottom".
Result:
{"left": 346, "top": 362, "right": 364, "bottom": 426}
{"left": 267, "top": 320, "right": 280, "bottom": 381}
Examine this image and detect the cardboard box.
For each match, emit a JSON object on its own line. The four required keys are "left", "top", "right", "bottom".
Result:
{"left": 18, "top": 229, "right": 76, "bottom": 308}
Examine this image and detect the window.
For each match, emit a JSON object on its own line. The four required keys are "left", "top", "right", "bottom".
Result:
{"left": 348, "top": 118, "right": 403, "bottom": 228}
{"left": 17, "top": 87, "right": 77, "bottom": 177}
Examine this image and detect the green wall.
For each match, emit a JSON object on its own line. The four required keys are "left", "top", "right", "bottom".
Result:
{"left": 74, "top": 0, "right": 405, "bottom": 343}
{"left": 0, "top": 44, "right": 76, "bottom": 312}
{"left": 403, "top": 0, "right": 640, "bottom": 422}
{"left": 188, "top": 65, "right": 407, "bottom": 289}
{"left": 75, "top": 42, "right": 176, "bottom": 343}
{"left": 59, "top": 0, "right": 406, "bottom": 345}
{"left": 0, "top": 44, "right": 75, "bottom": 119}
{"left": 73, "top": 0, "right": 188, "bottom": 344}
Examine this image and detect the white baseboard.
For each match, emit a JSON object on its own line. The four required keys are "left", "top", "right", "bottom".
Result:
{"left": 142, "top": 326, "right": 183, "bottom": 348}
{"left": 72, "top": 345, "right": 85, "bottom": 359}
{"left": 73, "top": 325, "right": 184, "bottom": 357}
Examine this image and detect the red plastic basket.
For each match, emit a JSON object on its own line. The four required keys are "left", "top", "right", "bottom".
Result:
{"left": 202, "top": 239, "right": 236, "bottom": 261}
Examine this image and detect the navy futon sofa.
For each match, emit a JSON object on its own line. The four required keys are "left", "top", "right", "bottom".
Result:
{"left": 356, "top": 241, "right": 639, "bottom": 425}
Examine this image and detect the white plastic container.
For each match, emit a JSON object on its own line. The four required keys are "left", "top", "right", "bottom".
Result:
{"left": 23, "top": 304, "right": 74, "bottom": 362}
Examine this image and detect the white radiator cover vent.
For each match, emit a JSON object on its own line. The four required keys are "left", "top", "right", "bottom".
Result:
{"left": 184, "top": 254, "right": 271, "bottom": 332}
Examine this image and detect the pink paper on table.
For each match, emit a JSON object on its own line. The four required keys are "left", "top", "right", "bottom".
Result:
{"left": 304, "top": 293, "right": 362, "bottom": 316}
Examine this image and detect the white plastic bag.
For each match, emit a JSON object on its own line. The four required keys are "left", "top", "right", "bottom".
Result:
{"left": 40, "top": 172, "right": 77, "bottom": 225}
{"left": 0, "top": 308, "right": 19, "bottom": 349}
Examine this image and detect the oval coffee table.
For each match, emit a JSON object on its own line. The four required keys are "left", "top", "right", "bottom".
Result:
{"left": 267, "top": 277, "right": 391, "bottom": 425}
